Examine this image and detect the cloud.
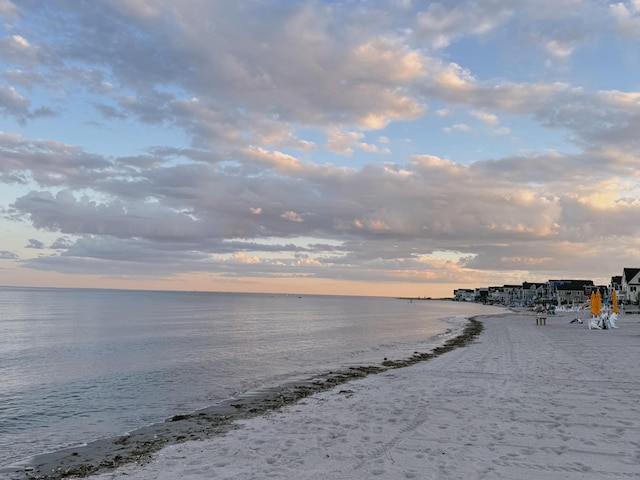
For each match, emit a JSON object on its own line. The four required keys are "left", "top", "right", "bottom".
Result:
{"left": 0, "top": 34, "right": 42, "bottom": 67}
{"left": 326, "top": 128, "right": 367, "bottom": 155}
{"left": 0, "top": 0, "right": 18, "bottom": 18}
{"left": 2, "top": 0, "right": 640, "bottom": 292}
{"left": 244, "top": 147, "right": 304, "bottom": 172}
{"left": 0, "top": 86, "right": 30, "bottom": 118}
{"left": 232, "top": 252, "right": 261, "bottom": 264}
{"left": 15, "top": 189, "right": 227, "bottom": 243}
{"left": 50, "top": 237, "right": 73, "bottom": 249}
{"left": 610, "top": 1, "right": 640, "bottom": 38}
{"left": 26, "top": 238, "right": 45, "bottom": 249}
{"left": 444, "top": 123, "right": 472, "bottom": 133}
{"left": 22, "top": 235, "right": 212, "bottom": 276}
{"left": 9, "top": 143, "right": 640, "bottom": 284}
{"left": 471, "top": 110, "right": 499, "bottom": 126}
{"left": 545, "top": 39, "right": 575, "bottom": 58}
{"left": 3, "top": 1, "right": 428, "bottom": 146}
{"left": 0, "top": 132, "right": 112, "bottom": 187}
{"left": 8, "top": 140, "right": 636, "bottom": 263}
{"left": 415, "top": 2, "right": 513, "bottom": 49}
{"left": 280, "top": 211, "right": 304, "bottom": 223}
{"left": 0, "top": 250, "right": 19, "bottom": 260}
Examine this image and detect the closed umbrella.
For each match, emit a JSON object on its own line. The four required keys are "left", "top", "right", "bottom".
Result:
{"left": 595, "top": 290, "right": 602, "bottom": 316}
{"left": 612, "top": 290, "right": 619, "bottom": 313}
{"left": 590, "top": 292, "right": 597, "bottom": 316}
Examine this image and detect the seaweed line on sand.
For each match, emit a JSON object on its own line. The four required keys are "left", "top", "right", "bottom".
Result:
{"left": 12, "top": 317, "right": 484, "bottom": 480}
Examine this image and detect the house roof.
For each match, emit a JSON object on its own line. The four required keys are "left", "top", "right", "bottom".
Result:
{"left": 556, "top": 281, "right": 593, "bottom": 291}
{"left": 548, "top": 279, "right": 594, "bottom": 287}
{"left": 623, "top": 268, "right": 640, "bottom": 283}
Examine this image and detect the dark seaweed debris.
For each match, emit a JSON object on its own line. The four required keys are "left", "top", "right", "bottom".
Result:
{"left": 12, "top": 318, "right": 484, "bottom": 480}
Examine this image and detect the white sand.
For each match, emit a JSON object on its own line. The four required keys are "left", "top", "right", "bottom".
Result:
{"left": 88, "top": 312, "right": 640, "bottom": 479}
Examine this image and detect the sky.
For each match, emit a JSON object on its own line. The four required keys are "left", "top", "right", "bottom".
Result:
{"left": 1, "top": 0, "right": 640, "bottom": 298}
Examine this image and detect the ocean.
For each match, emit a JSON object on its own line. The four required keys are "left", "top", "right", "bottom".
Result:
{"left": 0, "top": 287, "right": 505, "bottom": 468}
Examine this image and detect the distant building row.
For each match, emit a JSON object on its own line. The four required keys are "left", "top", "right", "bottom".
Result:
{"left": 453, "top": 268, "right": 640, "bottom": 306}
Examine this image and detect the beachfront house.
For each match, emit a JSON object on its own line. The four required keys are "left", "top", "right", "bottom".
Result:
{"left": 483, "top": 284, "right": 543, "bottom": 306}
{"left": 551, "top": 280, "right": 594, "bottom": 307}
{"left": 610, "top": 275, "right": 622, "bottom": 293}
{"left": 486, "top": 286, "right": 516, "bottom": 305}
{"left": 610, "top": 275, "right": 622, "bottom": 305}
{"left": 503, "top": 285, "right": 521, "bottom": 305}
{"left": 621, "top": 268, "right": 640, "bottom": 304}
{"left": 487, "top": 286, "right": 504, "bottom": 304}
{"left": 475, "top": 287, "right": 489, "bottom": 303}
{"left": 454, "top": 289, "right": 475, "bottom": 302}
{"left": 521, "top": 282, "right": 546, "bottom": 305}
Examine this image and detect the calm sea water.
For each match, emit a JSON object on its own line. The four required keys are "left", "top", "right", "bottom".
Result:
{"left": 0, "top": 287, "right": 505, "bottom": 467}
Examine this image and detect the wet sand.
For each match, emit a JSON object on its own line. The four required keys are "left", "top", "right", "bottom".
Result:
{"left": 2, "top": 318, "right": 484, "bottom": 480}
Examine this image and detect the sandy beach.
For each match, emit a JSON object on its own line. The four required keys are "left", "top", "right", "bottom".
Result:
{"left": 29, "top": 311, "right": 640, "bottom": 479}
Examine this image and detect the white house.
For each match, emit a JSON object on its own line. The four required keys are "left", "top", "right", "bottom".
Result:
{"left": 521, "top": 282, "right": 546, "bottom": 305}
{"left": 621, "top": 268, "right": 640, "bottom": 304}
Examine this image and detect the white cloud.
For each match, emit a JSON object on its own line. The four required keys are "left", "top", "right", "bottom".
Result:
{"left": 415, "top": 2, "right": 513, "bottom": 48}
{"left": 244, "top": 147, "right": 303, "bottom": 172}
{"left": 293, "top": 256, "right": 322, "bottom": 267}
{"left": 611, "top": 1, "right": 640, "bottom": 37}
{"left": 433, "top": 62, "right": 476, "bottom": 92}
{"left": 8, "top": 34, "right": 29, "bottom": 49}
{"left": 444, "top": 123, "right": 471, "bottom": 133}
{"left": 470, "top": 110, "right": 499, "bottom": 126}
{"left": 545, "top": 39, "right": 575, "bottom": 58}
{"left": 232, "top": 252, "right": 261, "bottom": 264}
{"left": 280, "top": 211, "right": 304, "bottom": 223}
{"left": 326, "top": 128, "right": 365, "bottom": 155}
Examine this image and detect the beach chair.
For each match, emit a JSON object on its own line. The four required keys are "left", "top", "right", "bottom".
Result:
{"left": 588, "top": 316, "right": 602, "bottom": 330}
{"left": 608, "top": 312, "right": 618, "bottom": 328}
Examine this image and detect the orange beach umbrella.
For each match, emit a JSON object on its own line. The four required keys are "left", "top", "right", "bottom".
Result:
{"left": 595, "top": 290, "right": 602, "bottom": 316}
{"left": 612, "top": 290, "right": 618, "bottom": 313}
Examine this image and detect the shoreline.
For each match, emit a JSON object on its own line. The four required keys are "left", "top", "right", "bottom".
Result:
{"left": 3, "top": 317, "right": 486, "bottom": 480}
{"left": 80, "top": 309, "right": 640, "bottom": 479}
